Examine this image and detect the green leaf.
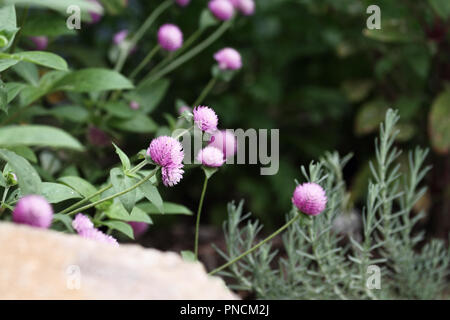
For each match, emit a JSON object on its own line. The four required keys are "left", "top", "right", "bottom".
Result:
{"left": 199, "top": 9, "right": 218, "bottom": 30}
{"left": 0, "top": 148, "right": 42, "bottom": 195}
{"left": 57, "top": 176, "right": 99, "bottom": 200}
{"left": 0, "top": 80, "right": 6, "bottom": 114}
{"left": 4, "top": 145, "right": 37, "bottom": 163}
{"left": 54, "top": 69, "right": 134, "bottom": 93}
{"left": 4, "top": 0, "right": 103, "bottom": 14}
{"left": 41, "top": 182, "right": 82, "bottom": 204}
{"left": 0, "top": 51, "right": 68, "bottom": 71}
{"left": 137, "top": 202, "right": 193, "bottom": 216}
{"left": 181, "top": 250, "right": 197, "bottom": 262}
{"left": 100, "top": 220, "right": 134, "bottom": 239}
{"left": 129, "top": 78, "right": 170, "bottom": 114}
{"left": 109, "top": 113, "right": 158, "bottom": 133}
{"left": 112, "top": 143, "right": 131, "bottom": 171}
{"left": 49, "top": 105, "right": 89, "bottom": 123}
{"left": 429, "top": 91, "right": 450, "bottom": 154}
{"left": 203, "top": 166, "right": 218, "bottom": 179}
{"left": 105, "top": 201, "right": 152, "bottom": 224}
{"left": 103, "top": 101, "right": 135, "bottom": 119}
{"left": 110, "top": 167, "right": 136, "bottom": 212}
{"left": 5, "top": 82, "right": 26, "bottom": 103}
{"left": 0, "top": 59, "right": 18, "bottom": 72}
{"left": 22, "top": 13, "right": 76, "bottom": 37}
{"left": 0, "top": 5, "right": 18, "bottom": 51}
{"left": 12, "top": 62, "right": 39, "bottom": 85}
{"left": 0, "top": 125, "right": 84, "bottom": 151}
{"left": 138, "top": 179, "right": 164, "bottom": 214}
{"left": 428, "top": 0, "right": 450, "bottom": 20}
{"left": 52, "top": 213, "right": 74, "bottom": 232}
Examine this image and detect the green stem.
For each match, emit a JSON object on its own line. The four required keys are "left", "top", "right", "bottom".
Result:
{"left": 129, "top": 45, "right": 160, "bottom": 79}
{"left": 1, "top": 186, "right": 10, "bottom": 208}
{"left": 194, "top": 175, "right": 209, "bottom": 259}
{"left": 114, "top": 0, "right": 173, "bottom": 73}
{"left": 209, "top": 213, "right": 303, "bottom": 276}
{"left": 193, "top": 77, "right": 217, "bottom": 106}
{"left": 141, "top": 20, "right": 232, "bottom": 85}
{"left": 65, "top": 168, "right": 159, "bottom": 216}
{"left": 56, "top": 160, "right": 147, "bottom": 215}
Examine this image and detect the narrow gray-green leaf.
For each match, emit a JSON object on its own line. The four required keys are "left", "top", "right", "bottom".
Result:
{"left": 54, "top": 69, "right": 134, "bottom": 92}
{"left": 138, "top": 179, "right": 164, "bottom": 214}
{"left": 41, "top": 182, "right": 82, "bottom": 204}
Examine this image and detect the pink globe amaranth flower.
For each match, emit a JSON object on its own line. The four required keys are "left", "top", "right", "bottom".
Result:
{"left": 197, "top": 146, "right": 225, "bottom": 167}
{"left": 72, "top": 213, "right": 94, "bottom": 233}
{"left": 158, "top": 24, "right": 183, "bottom": 52}
{"left": 129, "top": 221, "right": 149, "bottom": 238}
{"left": 147, "top": 136, "right": 184, "bottom": 168}
{"left": 209, "top": 130, "right": 237, "bottom": 159}
{"left": 13, "top": 195, "right": 53, "bottom": 229}
{"left": 88, "top": 0, "right": 103, "bottom": 24}
{"left": 87, "top": 126, "right": 110, "bottom": 147}
{"left": 193, "top": 106, "right": 218, "bottom": 133}
{"left": 30, "top": 36, "right": 48, "bottom": 50}
{"left": 129, "top": 101, "right": 140, "bottom": 110}
{"left": 232, "top": 0, "right": 255, "bottom": 15}
{"left": 209, "top": 0, "right": 234, "bottom": 21}
{"left": 292, "top": 182, "right": 327, "bottom": 216}
{"left": 161, "top": 164, "right": 184, "bottom": 187}
{"left": 113, "top": 29, "right": 128, "bottom": 45}
{"left": 175, "top": 0, "right": 190, "bottom": 7}
{"left": 214, "top": 48, "right": 242, "bottom": 70}
{"left": 79, "top": 228, "right": 119, "bottom": 246}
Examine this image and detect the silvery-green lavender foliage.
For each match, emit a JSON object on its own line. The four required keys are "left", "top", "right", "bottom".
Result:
{"left": 215, "top": 109, "right": 449, "bottom": 299}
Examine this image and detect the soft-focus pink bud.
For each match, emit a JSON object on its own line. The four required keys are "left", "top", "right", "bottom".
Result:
{"left": 209, "top": 130, "right": 237, "bottom": 159}
{"left": 30, "top": 36, "right": 48, "bottom": 50}
{"left": 13, "top": 195, "right": 53, "bottom": 229}
{"left": 175, "top": 0, "right": 190, "bottom": 7}
{"left": 208, "top": 0, "right": 234, "bottom": 21}
{"left": 88, "top": 0, "right": 103, "bottom": 24}
{"left": 129, "top": 101, "right": 140, "bottom": 110}
{"left": 292, "top": 182, "right": 327, "bottom": 216}
{"left": 197, "top": 146, "right": 225, "bottom": 167}
{"left": 87, "top": 126, "right": 110, "bottom": 147}
{"left": 158, "top": 24, "right": 183, "bottom": 52}
{"left": 236, "top": 0, "right": 255, "bottom": 15}
{"left": 129, "top": 221, "right": 149, "bottom": 238}
{"left": 113, "top": 29, "right": 128, "bottom": 45}
{"left": 214, "top": 47, "right": 242, "bottom": 70}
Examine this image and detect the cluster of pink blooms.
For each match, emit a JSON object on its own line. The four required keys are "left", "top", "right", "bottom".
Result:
{"left": 147, "top": 136, "right": 185, "bottom": 187}
{"left": 72, "top": 213, "right": 119, "bottom": 245}
{"left": 12, "top": 195, "right": 53, "bottom": 229}
{"left": 292, "top": 182, "right": 327, "bottom": 216}
{"left": 209, "top": 0, "right": 255, "bottom": 21}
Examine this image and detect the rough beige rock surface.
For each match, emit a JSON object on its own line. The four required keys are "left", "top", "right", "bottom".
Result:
{"left": 0, "top": 223, "right": 237, "bottom": 300}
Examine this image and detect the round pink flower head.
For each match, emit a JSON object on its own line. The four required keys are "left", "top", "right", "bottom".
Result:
{"left": 79, "top": 228, "right": 119, "bottom": 246}
{"left": 158, "top": 24, "right": 183, "bottom": 52}
{"left": 72, "top": 213, "right": 94, "bottom": 233}
{"left": 233, "top": 0, "right": 255, "bottom": 15}
{"left": 214, "top": 47, "right": 242, "bottom": 70}
{"left": 175, "top": 0, "right": 190, "bottom": 7}
{"left": 13, "top": 195, "right": 53, "bottom": 229}
{"left": 129, "top": 221, "right": 149, "bottom": 238}
{"left": 209, "top": 0, "right": 234, "bottom": 21}
{"left": 209, "top": 130, "right": 237, "bottom": 159}
{"left": 161, "top": 164, "right": 184, "bottom": 187}
{"left": 292, "top": 182, "right": 327, "bottom": 216}
{"left": 88, "top": 0, "right": 103, "bottom": 24}
{"left": 129, "top": 100, "right": 140, "bottom": 110}
{"left": 193, "top": 106, "right": 218, "bottom": 133}
{"left": 197, "top": 146, "right": 225, "bottom": 167}
{"left": 30, "top": 36, "right": 48, "bottom": 51}
{"left": 147, "top": 136, "right": 184, "bottom": 168}
{"left": 113, "top": 29, "right": 128, "bottom": 45}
